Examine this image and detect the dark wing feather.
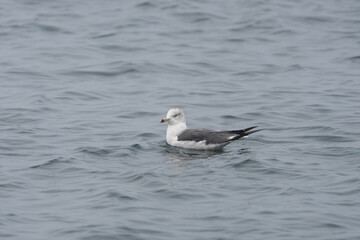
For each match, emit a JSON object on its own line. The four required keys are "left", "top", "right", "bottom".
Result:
{"left": 228, "top": 126, "right": 261, "bottom": 140}
{"left": 177, "top": 129, "right": 234, "bottom": 144}
{"left": 177, "top": 126, "right": 259, "bottom": 145}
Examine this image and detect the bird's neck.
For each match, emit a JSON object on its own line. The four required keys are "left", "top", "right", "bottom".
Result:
{"left": 166, "top": 123, "right": 187, "bottom": 139}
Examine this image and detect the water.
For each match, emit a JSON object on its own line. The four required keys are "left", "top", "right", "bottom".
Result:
{"left": 1, "top": 0, "right": 360, "bottom": 239}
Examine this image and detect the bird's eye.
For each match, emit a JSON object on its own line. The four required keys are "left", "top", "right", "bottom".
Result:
{"left": 173, "top": 114, "right": 179, "bottom": 118}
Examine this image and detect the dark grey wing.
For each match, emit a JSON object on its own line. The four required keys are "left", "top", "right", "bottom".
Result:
{"left": 177, "top": 129, "right": 236, "bottom": 145}
{"left": 177, "top": 127, "right": 260, "bottom": 145}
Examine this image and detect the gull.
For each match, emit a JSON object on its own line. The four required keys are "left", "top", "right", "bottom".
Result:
{"left": 160, "top": 108, "right": 260, "bottom": 150}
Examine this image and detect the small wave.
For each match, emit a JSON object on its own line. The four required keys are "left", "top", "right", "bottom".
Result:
{"left": 30, "top": 157, "right": 72, "bottom": 169}
{"left": 228, "top": 158, "right": 259, "bottom": 168}
{"left": 77, "top": 147, "right": 113, "bottom": 156}
{"left": 92, "top": 32, "right": 117, "bottom": 39}
{"left": 232, "top": 70, "right": 272, "bottom": 76}
{"left": 319, "top": 223, "right": 344, "bottom": 229}
{"left": 125, "top": 173, "right": 144, "bottom": 183}
{"left": 272, "top": 29, "right": 295, "bottom": 35}
{"left": 64, "top": 69, "right": 138, "bottom": 77}
{"left": 99, "top": 45, "right": 145, "bottom": 52}
{"left": 120, "top": 171, "right": 159, "bottom": 184}
{"left": 323, "top": 188, "right": 360, "bottom": 196}
{"left": 252, "top": 138, "right": 298, "bottom": 144}
{"left": 297, "top": 16, "right": 334, "bottom": 23}
{"left": 117, "top": 111, "right": 158, "bottom": 119}
{"left": 221, "top": 115, "right": 242, "bottom": 120}
{"left": 129, "top": 144, "right": 144, "bottom": 152}
{"left": 6, "top": 69, "right": 50, "bottom": 78}
{"left": 136, "top": 132, "right": 160, "bottom": 138}
{"left": 154, "top": 188, "right": 206, "bottom": 200}
{"left": 291, "top": 125, "right": 335, "bottom": 132}
{"left": 191, "top": 61, "right": 227, "bottom": 72}
{"left": 0, "top": 182, "right": 26, "bottom": 190}
{"left": 298, "top": 135, "right": 353, "bottom": 143}
{"left": 280, "top": 187, "right": 310, "bottom": 196}
{"left": 174, "top": 11, "right": 226, "bottom": 23}
{"left": 345, "top": 55, "right": 360, "bottom": 62}
{"left": 226, "top": 38, "right": 246, "bottom": 42}
{"left": 62, "top": 91, "right": 101, "bottom": 100}
{"left": 105, "top": 191, "right": 137, "bottom": 201}
{"left": 33, "top": 23, "right": 72, "bottom": 34}
{"left": 284, "top": 64, "right": 304, "bottom": 72}
{"left": 136, "top": 1, "right": 157, "bottom": 9}
{"left": 258, "top": 210, "right": 276, "bottom": 215}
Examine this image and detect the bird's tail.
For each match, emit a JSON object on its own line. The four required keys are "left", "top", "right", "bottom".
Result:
{"left": 229, "top": 126, "right": 261, "bottom": 140}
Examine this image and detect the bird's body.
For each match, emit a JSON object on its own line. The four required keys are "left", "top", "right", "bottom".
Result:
{"left": 161, "top": 108, "right": 259, "bottom": 150}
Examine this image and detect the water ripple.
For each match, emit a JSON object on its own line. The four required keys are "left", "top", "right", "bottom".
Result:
{"left": 1, "top": 0, "right": 360, "bottom": 239}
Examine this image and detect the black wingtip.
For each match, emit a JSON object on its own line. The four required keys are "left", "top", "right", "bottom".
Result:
{"left": 242, "top": 126, "right": 261, "bottom": 136}
{"left": 229, "top": 126, "right": 261, "bottom": 140}
{"left": 244, "top": 129, "right": 262, "bottom": 135}
{"left": 231, "top": 126, "right": 259, "bottom": 134}
{"left": 243, "top": 126, "right": 258, "bottom": 132}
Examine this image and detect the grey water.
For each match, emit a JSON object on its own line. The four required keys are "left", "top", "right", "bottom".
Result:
{"left": 1, "top": 0, "right": 360, "bottom": 239}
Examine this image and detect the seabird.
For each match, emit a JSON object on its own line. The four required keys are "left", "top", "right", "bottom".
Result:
{"left": 161, "top": 108, "right": 260, "bottom": 150}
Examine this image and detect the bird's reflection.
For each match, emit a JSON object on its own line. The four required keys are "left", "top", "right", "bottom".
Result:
{"left": 159, "top": 141, "right": 252, "bottom": 171}
{"left": 163, "top": 144, "right": 225, "bottom": 162}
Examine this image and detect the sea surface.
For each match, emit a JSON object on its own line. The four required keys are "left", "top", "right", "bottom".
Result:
{"left": 1, "top": 1, "right": 360, "bottom": 239}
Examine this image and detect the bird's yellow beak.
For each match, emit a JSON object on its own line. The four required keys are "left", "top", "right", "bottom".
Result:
{"left": 160, "top": 117, "right": 169, "bottom": 123}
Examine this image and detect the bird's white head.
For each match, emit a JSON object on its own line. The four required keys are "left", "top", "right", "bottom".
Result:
{"left": 161, "top": 108, "right": 186, "bottom": 126}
